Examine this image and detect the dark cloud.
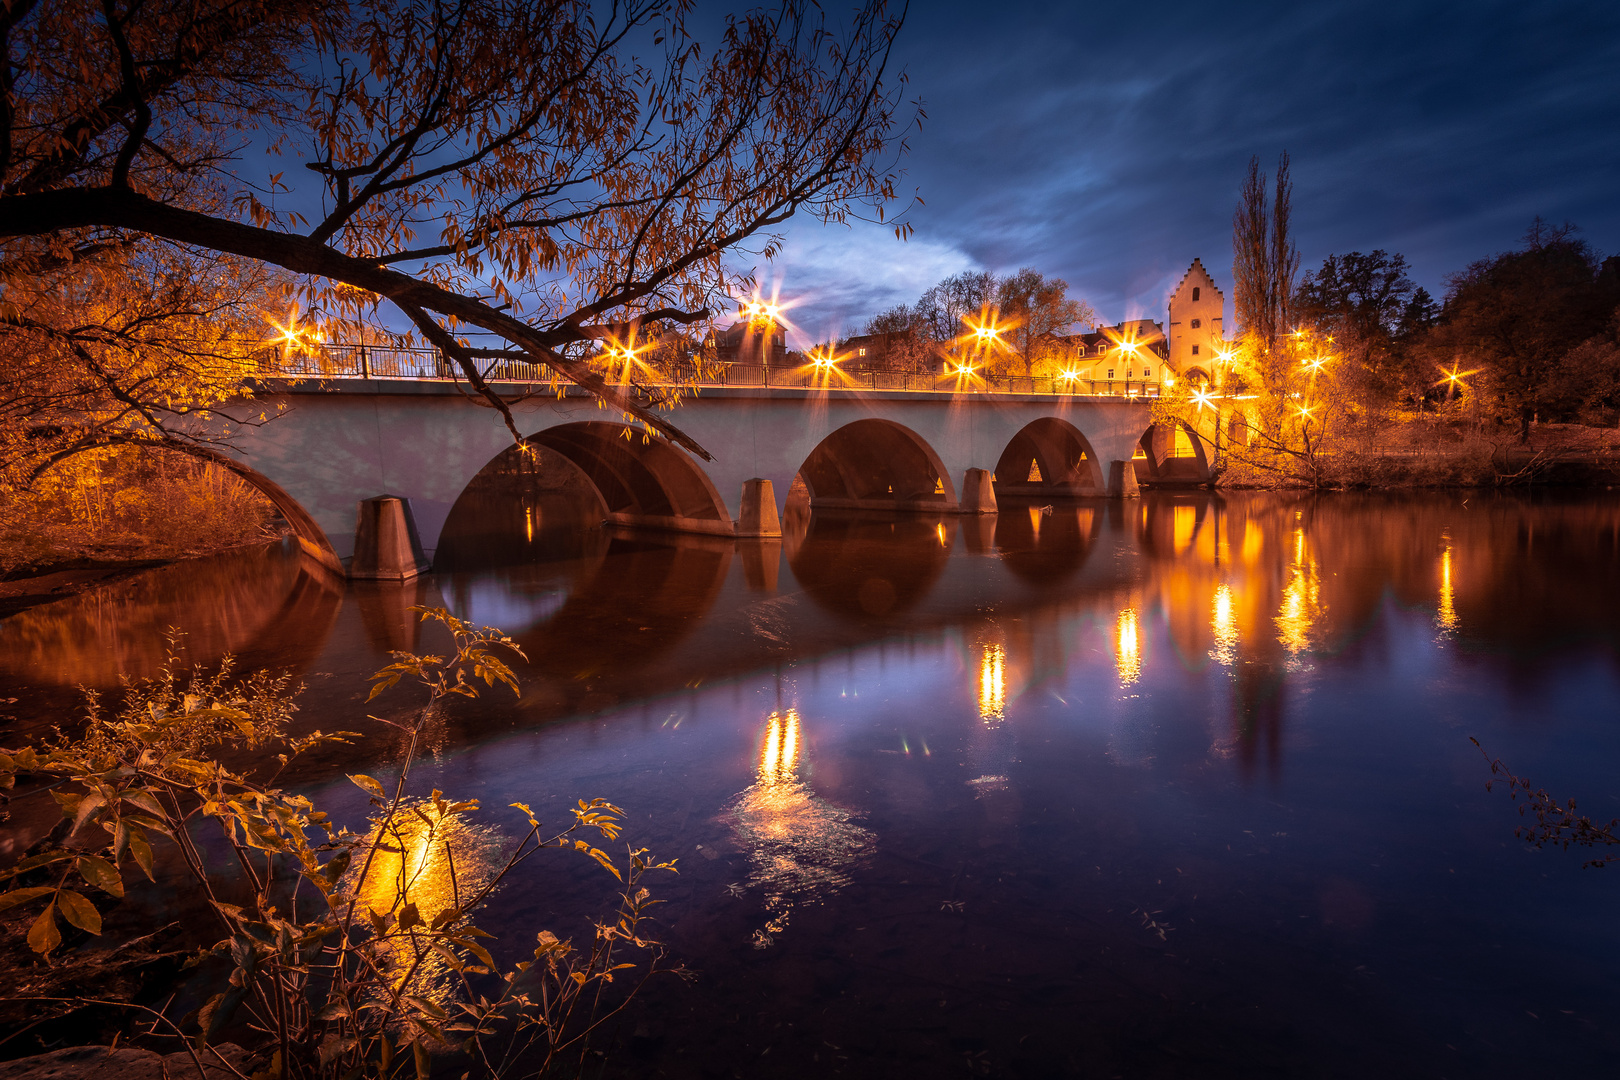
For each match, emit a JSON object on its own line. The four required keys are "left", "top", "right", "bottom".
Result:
{"left": 767, "top": 0, "right": 1620, "bottom": 335}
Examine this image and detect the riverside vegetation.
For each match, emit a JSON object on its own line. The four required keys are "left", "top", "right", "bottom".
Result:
{"left": 0, "top": 449, "right": 284, "bottom": 579}
{"left": 0, "top": 607, "right": 676, "bottom": 1079}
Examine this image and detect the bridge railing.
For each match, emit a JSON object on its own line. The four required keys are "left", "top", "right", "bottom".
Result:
{"left": 258, "top": 346, "right": 1163, "bottom": 398}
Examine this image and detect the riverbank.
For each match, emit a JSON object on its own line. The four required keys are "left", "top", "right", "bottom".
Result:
{"left": 0, "top": 557, "right": 177, "bottom": 621}
{"left": 0, "top": 532, "right": 289, "bottom": 621}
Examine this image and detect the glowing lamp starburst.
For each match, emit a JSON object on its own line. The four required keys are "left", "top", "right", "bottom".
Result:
{"left": 1436, "top": 362, "right": 1478, "bottom": 389}
{"left": 266, "top": 307, "right": 322, "bottom": 354}
{"left": 1191, "top": 388, "right": 1216, "bottom": 412}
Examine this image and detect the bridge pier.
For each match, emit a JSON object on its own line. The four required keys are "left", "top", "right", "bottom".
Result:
{"left": 959, "top": 468, "right": 998, "bottom": 513}
{"left": 350, "top": 495, "right": 431, "bottom": 580}
{"left": 735, "top": 478, "right": 783, "bottom": 538}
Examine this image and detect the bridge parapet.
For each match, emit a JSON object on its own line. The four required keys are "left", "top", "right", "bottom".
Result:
{"left": 259, "top": 346, "right": 1171, "bottom": 399}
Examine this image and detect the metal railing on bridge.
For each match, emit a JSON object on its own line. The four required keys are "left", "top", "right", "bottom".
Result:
{"left": 259, "top": 345, "right": 1164, "bottom": 399}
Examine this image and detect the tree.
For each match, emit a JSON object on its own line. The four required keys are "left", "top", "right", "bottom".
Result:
{"left": 0, "top": 243, "right": 274, "bottom": 485}
{"left": 0, "top": 0, "right": 916, "bottom": 462}
{"left": 916, "top": 270, "right": 997, "bottom": 344}
{"left": 856, "top": 302, "right": 936, "bottom": 371}
{"left": 1428, "top": 220, "right": 1614, "bottom": 441}
{"left": 1294, "top": 250, "right": 1419, "bottom": 444}
{"left": 993, "top": 267, "right": 1093, "bottom": 376}
{"left": 1231, "top": 152, "right": 1300, "bottom": 396}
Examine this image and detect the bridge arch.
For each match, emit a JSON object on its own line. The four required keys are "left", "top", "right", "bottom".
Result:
{"left": 991, "top": 417, "right": 1104, "bottom": 497}
{"left": 531, "top": 422, "right": 733, "bottom": 535}
{"left": 1133, "top": 419, "right": 1211, "bottom": 487}
{"left": 125, "top": 443, "right": 345, "bottom": 575}
{"left": 795, "top": 419, "right": 956, "bottom": 512}
{"left": 437, "top": 420, "right": 733, "bottom": 565}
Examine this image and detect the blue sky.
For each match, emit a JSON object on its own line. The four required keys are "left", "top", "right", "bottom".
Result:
{"left": 760, "top": 0, "right": 1620, "bottom": 346}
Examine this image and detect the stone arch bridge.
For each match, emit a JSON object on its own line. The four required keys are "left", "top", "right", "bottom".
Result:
{"left": 222, "top": 379, "right": 1213, "bottom": 576}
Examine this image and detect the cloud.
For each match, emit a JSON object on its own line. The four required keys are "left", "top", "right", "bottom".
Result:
{"left": 768, "top": 0, "right": 1620, "bottom": 329}
{"left": 746, "top": 220, "right": 979, "bottom": 348}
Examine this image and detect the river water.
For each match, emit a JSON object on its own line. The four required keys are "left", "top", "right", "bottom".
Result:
{"left": 2, "top": 491, "right": 1618, "bottom": 1077}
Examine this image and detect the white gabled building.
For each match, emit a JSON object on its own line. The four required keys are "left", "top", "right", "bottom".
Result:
{"left": 1165, "top": 258, "right": 1227, "bottom": 386}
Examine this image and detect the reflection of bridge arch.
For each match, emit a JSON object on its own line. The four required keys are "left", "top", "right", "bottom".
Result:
{"left": 795, "top": 419, "right": 955, "bottom": 512}
{"left": 441, "top": 532, "right": 733, "bottom": 684}
{"left": 992, "top": 417, "right": 1105, "bottom": 497}
{"left": 787, "top": 512, "right": 953, "bottom": 620}
{"left": 0, "top": 540, "right": 343, "bottom": 690}
{"left": 1134, "top": 494, "right": 1212, "bottom": 559}
{"left": 1134, "top": 419, "right": 1211, "bottom": 486}
{"left": 994, "top": 504, "right": 1100, "bottom": 582}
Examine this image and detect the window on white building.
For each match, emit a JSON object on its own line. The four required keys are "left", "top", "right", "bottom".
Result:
{"left": 1191, "top": 319, "right": 1201, "bottom": 329}
{"left": 1192, "top": 287, "right": 1201, "bottom": 301}
{"left": 1191, "top": 345, "right": 1200, "bottom": 356}
{"left": 1107, "top": 369, "right": 1114, "bottom": 380}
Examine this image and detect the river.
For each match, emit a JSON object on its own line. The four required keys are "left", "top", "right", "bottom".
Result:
{"left": 2, "top": 490, "right": 1618, "bottom": 1077}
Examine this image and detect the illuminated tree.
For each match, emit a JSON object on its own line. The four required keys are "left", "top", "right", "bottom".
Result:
{"left": 0, "top": 0, "right": 917, "bottom": 459}
{"left": 1426, "top": 221, "right": 1616, "bottom": 441}
{"left": 1231, "top": 152, "right": 1300, "bottom": 397}
{"left": 0, "top": 246, "right": 273, "bottom": 480}
{"left": 993, "top": 267, "right": 1093, "bottom": 377}
{"left": 916, "top": 271, "right": 997, "bottom": 344}
{"left": 1294, "top": 249, "right": 1420, "bottom": 446}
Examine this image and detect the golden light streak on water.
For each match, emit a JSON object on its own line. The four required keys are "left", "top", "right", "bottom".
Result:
{"left": 1173, "top": 505, "right": 1196, "bottom": 553}
{"left": 350, "top": 801, "right": 501, "bottom": 1012}
{"left": 1241, "top": 526, "right": 1262, "bottom": 564}
{"left": 1437, "top": 545, "right": 1459, "bottom": 631}
{"left": 1028, "top": 506, "right": 1043, "bottom": 541}
{"left": 524, "top": 505, "right": 534, "bottom": 543}
{"left": 1276, "top": 528, "right": 1322, "bottom": 654}
{"left": 936, "top": 522, "right": 948, "bottom": 548}
{"left": 760, "top": 711, "right": 784, "bottom": 780}
{"left": 1212, "top": 584, "right": 1238, "bottom": 664}
{"left": 730, "top": 709, "right": 874, "bottom": 948}
{"left": 1116, "top": 608, "right": 1141, "bottom": 685}
{"left": 979, "top": 643, "right": 1007, "bottom": 723}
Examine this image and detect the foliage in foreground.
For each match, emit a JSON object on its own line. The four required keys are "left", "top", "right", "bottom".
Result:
{"left": 0, "top": 608, "right": 676, "bottom": 1078}
{"left": 1473, "top": 738, "right": 1619, "bottom": 868}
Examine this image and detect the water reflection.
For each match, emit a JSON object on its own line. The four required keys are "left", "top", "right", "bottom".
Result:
{"left": 993, "top": 502, "right": 1096, "bottom": 582}
{"left": 1437, "top": 540, "right": 1459, "bottom": 633}
{"left": 978, "top": 642, "right": 1007, "bottom": 723}
{"left": 1276, "top": 525, "right": 1323, "bottom": 655}
{"left": 1211, "top": 583, "right": 1238, "bottom": 665}
{"left": 726, "top": 708, "right": 875, "bottom": 949}
{"left": 787, "top": 513, "right": 951, "bottom": 620}
{"left": 0, "top": 540, "right": 342, "bottom": 690}
{"left": 349, "top": 799, "right": 503, "bottom": 1010}
{"left": 1116, "top": 607, "right": 1142, "bottom": 685}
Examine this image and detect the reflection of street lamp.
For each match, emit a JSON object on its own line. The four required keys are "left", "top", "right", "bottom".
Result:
{"left": 978, "top": 643, "right": 1006, "bottom": 724}
{"left": 1115, "top": 608, "right": 1141, "bottom": 685}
